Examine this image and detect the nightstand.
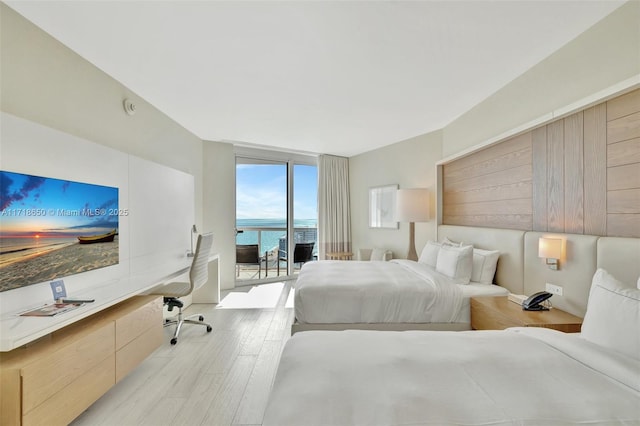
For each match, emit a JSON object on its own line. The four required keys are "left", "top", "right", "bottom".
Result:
{"left": 470, "top": 296, "right": 583, "bottom": 333}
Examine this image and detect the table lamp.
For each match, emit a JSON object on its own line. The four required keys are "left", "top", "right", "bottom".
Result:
{"left": 396, "top": 188, "right": 430, "bottom": 261}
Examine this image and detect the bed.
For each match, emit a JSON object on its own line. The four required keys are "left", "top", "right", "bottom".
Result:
{"left": 292, "top": 226, "right": 523, "bottom": 333}
{"left": 264, "top": 267, "right": 640, "bottom": 426}
{"left": 294, "top": 260, "right": 507, "bottom": 327}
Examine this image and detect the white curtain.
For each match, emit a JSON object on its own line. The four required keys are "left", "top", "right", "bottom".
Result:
{"left": 318, "top": 155, "right": 351, "bottom": 259}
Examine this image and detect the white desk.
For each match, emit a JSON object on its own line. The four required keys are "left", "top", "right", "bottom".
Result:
{"left": 0, "top": 254, "right": 219, "bottom": 352}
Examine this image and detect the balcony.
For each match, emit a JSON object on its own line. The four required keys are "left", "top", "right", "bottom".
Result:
{"left": 235, "top": 226, "right": 317, "bottom": 281}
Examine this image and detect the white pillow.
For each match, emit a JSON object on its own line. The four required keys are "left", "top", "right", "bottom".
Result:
{"left": 435, "top": 245, "right": 473, "bottom": 284}
{"left": 471, "top": 249, "right": 500, "bottom": 284}
{"left": 581, "top": 269, "right": 640, "bottom": 360}
{"left": 443, "top": 237, "right": 463, "bottom": 247}
{"left": 418, "top": 241, "right": 441, "bottom": 267}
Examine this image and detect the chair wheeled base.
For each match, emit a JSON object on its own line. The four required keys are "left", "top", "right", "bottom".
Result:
{"left": 164, "top": 296, "right": 212, "bottom": 345}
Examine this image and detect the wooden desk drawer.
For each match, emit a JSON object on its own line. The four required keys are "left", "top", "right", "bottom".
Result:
{"left": 21, "top": 323, "right": 115, "bottom": 414}
{"left": 115, "top": 296, "right": 162, "bottom": 350}
{"left": 23, "top": 355, "right": 115, "bottom": 426}
{"left": 116, "top": 323, "right": 162, "bottom": 382}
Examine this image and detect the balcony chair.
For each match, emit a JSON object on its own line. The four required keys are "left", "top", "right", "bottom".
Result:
{"left": 148, "top": 232, "right": 214, "bottom": 345}
{"left": 236, "top": 244, "right": 268, "bottom": 278}
{"left": 278, "top": 242, "right": 315, "bottom": 275}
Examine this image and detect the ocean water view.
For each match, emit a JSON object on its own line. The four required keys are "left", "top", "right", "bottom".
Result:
{"left": 236, "top": 218, "right": 317, "bottom": 254}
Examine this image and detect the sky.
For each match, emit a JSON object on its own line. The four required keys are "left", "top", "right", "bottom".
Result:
{"left": 0, "top": 171, "right": 119, "bottom": 238}
{"left": 236, "top": 163, "right": 317, "bottom": 221}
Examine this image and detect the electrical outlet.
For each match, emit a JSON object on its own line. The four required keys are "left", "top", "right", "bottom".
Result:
{"left": 546, "top": 282, "right": 563, "bottom": 296}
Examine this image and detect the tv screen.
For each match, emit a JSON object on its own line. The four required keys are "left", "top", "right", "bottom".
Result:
{"left": 0, "top": 170, "right": 120, "bottom": 292}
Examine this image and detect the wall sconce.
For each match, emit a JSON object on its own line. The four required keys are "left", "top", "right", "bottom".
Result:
{"left": 188, "top": 224, "right": 198, "bottom": 257}
{"left": 396, "top": 188, "right": 430, "bottom": 261}
{"left": 538, "top": 237, "right": 562, "bottom": 270}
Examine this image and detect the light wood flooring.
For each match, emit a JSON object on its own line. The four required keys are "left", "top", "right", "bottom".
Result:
{"left": 72, "top": 281, "right": 295, "bottom": 426}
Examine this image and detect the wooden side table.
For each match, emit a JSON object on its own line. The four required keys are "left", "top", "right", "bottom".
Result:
{"left": 326, "top": 251, "right": 353, "bottom": 260}
{"left": 470, "top": 296, "right": 583, "bottom": 333}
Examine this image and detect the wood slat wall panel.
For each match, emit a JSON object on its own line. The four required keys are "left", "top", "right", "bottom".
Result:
{"left": 444, "top": 214, "right": 532, "bottom": 230}
{"left": 444, "top": 164, "right": 531, "bottom": 193}
{"left": 547, "top": 120, "right": 565, "bottom": 232}
{"left": 444, "top": 146, "right": 531, "bottom": 184}
{"left": 607, "top": 214, "right": 640, "bottom": 238}
{"left": 532, "top": 126, "right": 548, "bottom": 231}
{"left": 443, "top": 181, "right": 532, "bottom": 205}
{"left": 442, "top": 90, "right": 639, "bottom": 237}
{"left": 607, "top": 89, "right": 640, "bottom": 121}
{"left": 608, "top": 189, "right": 640, "bottom": 213}
{"left": 583, "top": 103, "right": 607, "bottom": 236}
{"left": 564, "top": 112, "right": 584, "bottom": 234}
{"left": 607, "top": 111, "right": 640, "bottom": 144}
{"left": 608, "top": 163, "right": 640, "bottom": 191}
{"left": 444, "top": 133, "right": 531, "bottom": 173}
{"left": 443, "top": 198, "right": 532, "bottom": 217}
{"left": 607, "top": 138, "right": 640, "bottom": 167}
{"left": 606, "top": 91, "right": 640, "bottom": 237}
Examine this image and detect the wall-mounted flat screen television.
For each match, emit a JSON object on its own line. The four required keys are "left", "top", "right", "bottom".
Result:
{"left": 0, "top": 170, "right": 119, "bottom": 292}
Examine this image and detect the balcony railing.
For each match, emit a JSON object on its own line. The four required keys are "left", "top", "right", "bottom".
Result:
{"left": 235, "top": 226, "right": 317, "bottom": 280}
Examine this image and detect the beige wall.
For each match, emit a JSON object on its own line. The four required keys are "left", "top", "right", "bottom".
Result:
{"left": 203, "top": 141, "right": 236, "bottom": 291}
{"left": 350, "top": 131, "right": 442, "bottom": 259}
{"left": 0, "top": 4, "right": 204, "bottom": 225}
{"left": 442, "top": 1, "right": 640, "bottom": 158}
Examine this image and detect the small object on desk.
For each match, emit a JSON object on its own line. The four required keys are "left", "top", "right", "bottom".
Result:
{"left": 20, "top": 302, "right": 85, "bottom": 317}
{"left": 50, "top": 279, "right": 67, "bottom": 301}
{"left": 60, "top": 299, "right": 95, "bottom": 304}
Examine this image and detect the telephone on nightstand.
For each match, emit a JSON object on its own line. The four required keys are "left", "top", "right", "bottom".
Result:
{"left": 523, "top": 291, "right": 552, "bottom": 311}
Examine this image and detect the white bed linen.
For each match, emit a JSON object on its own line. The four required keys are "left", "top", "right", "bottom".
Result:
{"left": 295, "top": 260, "right": 464, "bottom": 324}
{"left": 452, "top": 282, "right": 509, "bottom": 322}
{"left": 263, "top": 328, "right": 640, "bottom": 426}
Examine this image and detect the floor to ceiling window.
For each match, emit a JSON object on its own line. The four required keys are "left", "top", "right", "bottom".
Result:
{"left": 235, "top": 149, "right": 317, "bottom": 285}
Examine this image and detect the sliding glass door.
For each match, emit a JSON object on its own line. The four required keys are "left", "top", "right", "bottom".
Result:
{"left": 235, "top": 150, "right": 317, "bottom": 285}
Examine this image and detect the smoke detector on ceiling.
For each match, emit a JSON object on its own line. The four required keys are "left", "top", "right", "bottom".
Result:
{"left": 123, "top": 98, "right": 136, "bottom": 116}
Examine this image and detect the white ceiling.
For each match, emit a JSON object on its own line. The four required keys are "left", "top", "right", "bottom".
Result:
{"left": 6, "top": 1, "right": 625, "bottom": 157}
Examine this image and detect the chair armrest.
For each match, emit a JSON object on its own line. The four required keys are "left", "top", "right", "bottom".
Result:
{"left": 357, "top": 248, "right": 372, "bottom": 261}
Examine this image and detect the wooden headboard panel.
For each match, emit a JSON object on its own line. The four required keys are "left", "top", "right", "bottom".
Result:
{"left": 437, "top": 225, "right": 525, "bottom": 295}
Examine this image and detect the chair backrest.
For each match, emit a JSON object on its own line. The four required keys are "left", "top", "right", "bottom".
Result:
{"left": 190, "top": 233, "right": 214, "bottom": 291}
{"left": 293, "top": 242, "right": 315, "bottom": 263}
{"left": 236, "top": 244, "right": 260, "bottom": 264}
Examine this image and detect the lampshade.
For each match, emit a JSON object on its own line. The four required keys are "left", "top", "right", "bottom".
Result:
{"left": 538, "top": 237, "right": 562, "bottom": 259}
{"left": 396, "top": 189, "right": 430, "bottom": 222}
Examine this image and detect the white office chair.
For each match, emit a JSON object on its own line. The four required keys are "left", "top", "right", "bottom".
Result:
{"left": 149, "top": 232, "right": 214, "bottom": 345}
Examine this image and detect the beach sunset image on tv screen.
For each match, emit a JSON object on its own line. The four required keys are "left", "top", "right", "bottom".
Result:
{"left": 0, "top": 170, "right": 120, "bottom": 292}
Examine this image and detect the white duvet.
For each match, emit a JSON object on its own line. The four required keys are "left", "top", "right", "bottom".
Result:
{"left": 295, "top": 260, "right": 464, "bottom": 324}
{"left": 263, "top": 328, "right": 640, "bottom": 426}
